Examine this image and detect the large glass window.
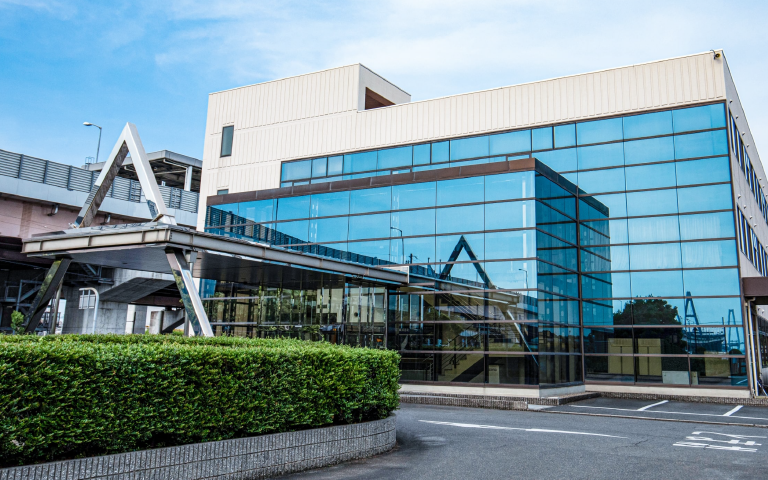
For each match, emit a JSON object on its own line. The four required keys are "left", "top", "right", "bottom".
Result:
{"left": 378, "top": 146, "right": 413, "bottom": 170}
{"left": 578, "top": 168, "right": 626, "bottom": 194}
{"left": 629, "top": 243, "right": 682, "bottom": 270}
{"left": 436, "top": 205, "right": 484, "bottom": 234}
{"left": 486, "top": 230, "right": 536, "bottom": 260}
{"left": 577, "top": 143, "right": 624, "bottom": 170}
{"left": 348, "top": 213, "right": 390, "bottom": 240}
{"left": 437, "top": 176, "right": 484, "bottom": 206}
{"left": 309, "top": 217, "right": 348, "bottom": 243}
{"left": 239, "top": 199, "right": 274, "bottom": 223}
{"left": 350, "top": 187, "right": 391, "bottom": 213}
{"left": 676, "top": 156, "right": 730, "bottom": 186}
{"left": 626, "top": 189, "right": 678, "bottom": 216}
{"left": 678, "top": 212, "right": 735, "bottom": 240}
{"left": 490, "top": 130, "right": 531, "bottom": 155}
{"left": 393, "top": 182, "right": 436, "bottom": 210}
{"left": 485, "top": 200, "right": 534, "bottom": 230}
{"left": 683, "top": 268, "right": 740, "bottom": 296}
{"left": 623, "top": 111, "right": 673, "bottom": 139}
{"left": 221, "top": 125, "right": 234, "bottom": 157}
{"left": 485, "top": 171, "right": 534, "bottom": 201}
{"left": 630, "top": 270, "right": 684, "bottom": 298}
{"left": 281, "top": 160, "right": 311, "bottom": 181}
{"left": 413, "top": 144, "right": 431, "bottom": 165}
{"left": 681, "top": 240, "right": 738, "bottom": 268}
{"left": 276, "top": 195, "right": 310, "bottom": 220}
{"left": 391, "top": 209, "right": 436, "bottom": 237}
{"left": 577, "top": 118, "right": 623, "bottom": 145}
{"left": 673, "top": 104, "right": 726, "bottom": 133}
{"left": 623, "top": 136, "right": 675, "bottom": 165}
{"left": 344, "top": 151, "right": 377, "bottom": 173}
{"left": 627, "top": 216, "right": 680, "bottom": 243}
{"left": 624, "top": 163, "right": 676, "bottom": 190}
{"left": 451, "top": 136, "right": 489, "bottom": 161}
{"left": 674, "top": 130, "right": 728, "bottom": 159}
{"left": 535, "top": 148, "right": 577, "bottom": 172}
{"left": 310, "top": 191, "right": 349, "bottom": 218}
{"left": 677, "top": 184, "right": 732, "bottom": 213}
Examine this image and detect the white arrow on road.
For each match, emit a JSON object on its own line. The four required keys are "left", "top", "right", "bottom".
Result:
{"left": 419, "top": 420, "right": 628, "bottom": 438}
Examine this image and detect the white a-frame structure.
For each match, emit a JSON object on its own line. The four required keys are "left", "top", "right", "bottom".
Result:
{"left": 24, "top": 123, "right": 214, "bottom": 336}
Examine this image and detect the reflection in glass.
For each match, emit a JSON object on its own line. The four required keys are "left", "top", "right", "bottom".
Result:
{"left": 490, "top": 130, "right": 531, "bottom": 155}
{"left": 276, "top": 195, "right": 310, "bottom": 220}
{"left": 625, "top": 189, "right": 678, "bottom": 216}
{"left": 535, "top": 148, "right": 577, "bottom": 171}
{"left": 309, "top": 216, "right": 348, "bottom": 243}
{"left": 623, "top": 111, "right": 673, "bottom": 139}
{"left": 437, "top": 176, "right": 484, "bottom": 205}
{"left": 674, "top": 130, "right": 728, "bottom": 159}
{"left": 577, "top": 143, "right": 624, "bottom": 170}
{"left": 485, "top": 171, "right": 535, "bottom": 201}
{"left": 681, "top": 240, "right": 738, "bottom": 268}
{"left": 690, "top": 357, "right": 747, "bottom": 386}
{"left": 585, "top": 355, "right": 634, "bottom": 382}
{"left": 532, "top": 127, "right": 553, "bottom": 150}
{"left": 624, "top": 162, "right": 676, "bottom": 190}
{"left": 635, "top": 357, "right": 689, "bottom": 384}
{"left": 673, "top": 104, "right": 726, "bottom": 133}
{"left": 630, "top": 270, "right": 684, "bottom": 298}
{"left": 450, "top": 136, "right": 489, "bottom": 161}
{"left": 683, "top": 268, "right": 740, "bottom": 296}
{"left": 350, "top": 187, "right": 391, "bottom": 213}
{"left": 679, "top": 212, "right": 735, "bottom": 240}
{"left": 310, "top": 191, "right": 349, "bottom": 218}
{"left": 578, "top": 168, "right": 626, "bottom": 194}
{"left": 436, "top": 205, "right": 484, "bottom": 234}
{"left": 487, "top": 355, "right": 538, "bottom": 385}
{"left": 629, "top": 243, "right": 682, "bottom": 270}
{"left": 677, "top": 184, "right": 733, "bottom": 213}
{"left": 392, "top": 181, "right": 436, "bottom": 209}
{"left": 348, "top": 213, "right": 390, "bottom": 240}
{"left": 623, "top": 136, "right": 675, "bottom": 165}
{"left": 627, "top": 216, "right": 680, "bottom": 243}
{"left": 485, "top": 201, "right": 534, "bottom": 230}
{"left": 676, "top": 157, "right": 730, "bottom": 186}
{"left": 577, "top": 118, "right": 623, "bottom": 145}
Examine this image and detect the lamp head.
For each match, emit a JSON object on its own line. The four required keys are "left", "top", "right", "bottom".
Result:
{"left": 83, "top": 122, "right": 92, "bottom": 126}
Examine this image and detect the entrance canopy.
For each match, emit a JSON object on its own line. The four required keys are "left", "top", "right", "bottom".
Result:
{"left": 742, "top": 277, "right": 768, "bottom": 304}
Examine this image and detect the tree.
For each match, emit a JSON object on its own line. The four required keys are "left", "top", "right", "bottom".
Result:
{"left": 614, "top": 297, "right": 680, "bottom": 325}
{"left": 11, "top": 310, "right": 25, "bottom": 335}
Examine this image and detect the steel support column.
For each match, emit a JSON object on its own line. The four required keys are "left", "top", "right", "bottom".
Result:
{"left": 23, "top": 258, "right": 72, "bottom": 333}
{"left": 165, "top": 248, "right": 213, "bottom": 337}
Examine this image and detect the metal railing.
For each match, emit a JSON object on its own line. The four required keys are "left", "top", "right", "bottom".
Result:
{"left": 0, "top": 148, "right": 198, "bottom": 214}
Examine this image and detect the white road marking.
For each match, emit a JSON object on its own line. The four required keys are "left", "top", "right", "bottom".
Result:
{"left": 723, "top": 405, "right": 743, "bottom": 417}
{"left": 673, "top": 441, "right": 757, "bottom": 452}
{"left": 637, "top": 400, "right": 668, "bottom": 411}
{"left": 419, "top": 420, "right": 627, "bottom": 439}
{"left": 672, "top": 431, "right": 765, "bottom": 453}
{"left": 691, "top": 431, "right": 767, "bottom": 439}
{"left": 528, "top": 404, "right": 553, "bottom": 411}
{"left": 569, "top": 405, "right": 768, "bottom": 422}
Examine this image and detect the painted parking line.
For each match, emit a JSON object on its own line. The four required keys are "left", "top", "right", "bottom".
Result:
{"left": 637, "top": 400, "right": 668, "bottom": 411}
{"left": 673, "top": 431, "right": 766, "bottom": 453}
{"left": 723, "top": 405, "right": 743, "bottom": 417}
{"left": 419, "top": 420, "right": 628, "bottom": 439}
{"left": 568, "top": 405, "right": 768, "bottom": 422}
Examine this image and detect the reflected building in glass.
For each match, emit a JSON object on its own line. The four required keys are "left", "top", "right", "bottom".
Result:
{"left": 198, "top": 52, "right": 766, "bottom": 396}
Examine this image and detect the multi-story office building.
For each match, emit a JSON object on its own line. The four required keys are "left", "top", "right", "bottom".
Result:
{"left": 198, "top": 51, "right": 768, "bottom": 397}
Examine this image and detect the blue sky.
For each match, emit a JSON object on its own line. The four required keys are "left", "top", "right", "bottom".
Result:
{"left": 1, "top": 0, "right": 767, "bottom": 166}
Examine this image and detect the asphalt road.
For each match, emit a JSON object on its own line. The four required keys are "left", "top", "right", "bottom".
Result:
{"left": 281, "top": 403, "right": 768, "bottom": 480}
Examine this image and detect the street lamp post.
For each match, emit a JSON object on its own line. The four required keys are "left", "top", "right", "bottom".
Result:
{"left": 390, "top": 227, "right": 405, "bottom": 263}
{"left": 518, "top": 268, "right": 529, "bottom": 289}
{"left": 83, "top": 122, "right": 102, "bottom": 163}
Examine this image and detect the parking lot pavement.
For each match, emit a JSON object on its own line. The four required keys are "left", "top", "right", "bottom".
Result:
{"left": 543, "top": 397, "right": 768, "bottom": 426}
{"left": 280, "top": 403, "right": 767, "bottom": 480}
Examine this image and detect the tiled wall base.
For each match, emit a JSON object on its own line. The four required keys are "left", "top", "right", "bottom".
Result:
{"left": 0, "top": 416, "right": 396, "bottom": 480}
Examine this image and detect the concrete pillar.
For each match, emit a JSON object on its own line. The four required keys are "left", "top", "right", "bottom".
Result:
{"left": 184, "top": 166, "right": 193, "bottom": 191}
{"left": 61, "top": 285, "right": 131, "bottom": 335}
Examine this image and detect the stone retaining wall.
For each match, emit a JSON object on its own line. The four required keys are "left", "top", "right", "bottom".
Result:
{"left": 0, "top": 416, "right": 396, "bottom": 480}
{"left": 400, "top": 391, "right": 598, "bottom": 409}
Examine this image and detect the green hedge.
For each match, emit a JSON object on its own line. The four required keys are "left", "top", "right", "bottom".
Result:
{"left": 0, "top": 335, "right": 400, "bottom": 467}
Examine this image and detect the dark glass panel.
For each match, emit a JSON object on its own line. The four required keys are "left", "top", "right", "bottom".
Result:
{"left": 535, "top": 147, "right": 577, "bottom": 172}
{"left": 485, "top": 200, "right": 535, "bottom": 231}
{"left": 310, "top": 191, "right": 349, "bottom": 218}
{"left": 577, "top": 117, "right": 623, "bottom": 145}
{"left": 344, "top": 151, "right": 377, "bottom": 173}
{"left": 581, "top": 272, "right": 630, "bottom": 299}
{"left": 281, "top": 160, "right": 311, "bottom": 181}
{"left": 674, "top": 130, "right": 728, "bottom": 159}
{"left": 581, "top": 219, "right": 628, "bottom": 245}
{"left": 276, "top": 195, "right": 310, "bottom": 220}
{"left": 539, "top": 326, "right": 581, "bottom": 353}
{"left": 399, "top": 353, "right": 434, "bottom": 381}
{"left": 537, "top": 261, "right": 578, "bottom": 297}
{"left": 436, "top": 205, "right": 484, "bottom": 234}
{"left": 675, "top": 156, "right": 730, "bottom": 186}
{"left": 679, "top": 212, "right": 735, "bottom": 240}
{"left": 623, "top": 136, "right": 675, "bottom": 165}
{"left": 629, "top": 243, "right": 682, "bottom": 270}
{"left": 432, "top": 141, "right": 449, "bottom": 163}
{"left": 581, "top": 245, "right": 629, "bottom": 272}
{"left": 536, "top": 176, "right": 577, "bottom": 218}
{"left": 391, "top": 208, "right": 435, "bottom": 237}
{"left": 582, "top": 193, "right": 626, "bottom": 218}
{"left": 538, "top": 293, "right": 580, "bottom": 325}
{"left": 378, "top": 146, "right": 413, "bottom": 169}
{"left": 690, "top": 357, "right": 747, "bottom": 387}
{"left": 437, "top": 176, "right": 484, "bottom": 206}
{"left": 583, "top": 299, "right": 633, "bottom": 326}
{"left": 685, "top": 327, "right": 745, "bottom": 355}
{"left": 238, "top": 199, "right": 274, "bottom": 223}
{"left": 626, "top": 189, "right": 678, "bottom": 216}
{"left": 485, "top": 171, "right": 535, "bottom": 201}
{"left": 585, "top": 355, "right": 634, "bottom": 382}
{"left": 532, "top": 127, "right": 553, "bottom": 150}
{"left": 450, "top": 135, "right": 489, "bottom": 161}
{"left": 490, "top": 130, "right": 531, "bottom": 155}
{"left": 485, "top": 230, "right": 536, "bottom": 260}
{"left": 487, "top": 355, "right": 539, "bottom": 385}
{"left": 630, "top": 270, "right": 684, "bottom": 298}
{"left": 350, "top": 186, "right": 391, "bottom": 213}
{"left": 634, "top": 327, "right": 688, "bottom": 355}
{"left": 627, "top": 216, "right": 679, "bottom": 242}
{"left": 309, "top": 216, "right": 348, "bottom": 243}
{"left": 348, "top": 213, "right": 390, "bottom": 240}
{"left": 677, "top": 184, "right": 732, "bottom": 213}
{"left": 539, "top": 354, "right": 582, "bottom": 384}
{"left": 327, "top": 155, "right": 343, "bottom": 175}
{"left": 681, "top": 240, "right": 738, "bottom": 268}
{"left": 577, "top": 167, "right": 626, "bottom": 194}
{"left": 624, "top": 162, "right": 677, "bottom": 190}
{"left": 673, "top": 104, "right": 726, "bottom": 133}
{"left": 626, "top": 297, "right": 683, "bottom": 325}
{"left": 536, "top": 202, "right": 576, "bottom": 241}
{"left": 577, "top": 143, "right": 624, "bottom": 170}
{"left": 392, "top": 181, "right": 436, "bottom": 210}
{"left": 623, "top": 110, "right": 673, "bottom": 139}
{"left": 436, "top": 353, "right": 485, "bottom": 383}
{"left": 554, "top": 124, "right": 576, "bottom": 147}
{"left": 683, "top": 268, "right": 740, "bottom": 296}
{"left": 413, "top": 144, "right": 431, "bottom": 165}
{"left": 584, "top": 327, "right": 633, "bottom": 354}
{"left": 536, "top": 231, "right": 577, "bottom": 270}
{"left": 395, "top": 323, "right": 436, "bottom": 350}
{"left": 635, "top": 357, "right": 689, "bottom": 385}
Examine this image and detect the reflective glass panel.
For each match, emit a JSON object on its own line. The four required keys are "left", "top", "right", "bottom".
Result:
{"left": 485, "top": 171, "right": 535, "bottom": 201}
{"left": 485, "top": 200, "right": 535, "bottom": 230}
{"left": 627, "top": 216, "right": 680, "bottom": 242}
{"left": 487, "top": 355, "right": 539, "bottom": 385}
{"left": 626, "top": 189, "right": 678, "bottom": 216}
{"left": 584, "top": 193, "right": 626, "bottom": 218}
{"left": 683, "top": 268, "right": 740, "bottom": 296}
{"left": 414, "top": 144, "right": 431, "bottom": 165}
{"left": 578, "top": 168, "right": 626, "bottom": 194}
{"left": 677, "top": 184, "right": 732, "bottom": 213}
{"left": 485, "top": 230, "right": 536, "bottom": 259}
{"left": 629, "top": 243, "right": 682, "bottom": 270}
{"left": 350, "top": 187, "right": 391, "bottom": 213}
{"left": 583, "top": 327, "right": 633, "bottom": 354}
{"left": 490, "top": 130, "right": 531, "bottom": 155}
{"left": 272, "top": 220, "right": 309, "bottom": 243}
{"left": 450, "top": 135, "right": 489, "bottom": 161}
{"left": 310, "top": 191, "right": 349, "bottom": 218}
{"left": 347, "top": 239, "right": 391, "bottom": 261}
{"left": 674, "top": 130, "right": 728, "bottom": 159}
{"left": 623, "top": 136, "right": 675, "bottom": 165}
{"left": 309, "top": 216, "right": 348, "bottom": 243}
{"left": 631, "top": 270, "right": 684, "bottom": 298}
{"left": 392, "top": 182, "right": 436, "bottom": 210}
{"left": 390, "top": 209, "right": 436, "bottom": 237}
{"left": 671, "top": 297, "right": 742, "bottom": 325}
{"left": 623, "top": 111, "right": 673, "bottom": 139}
{"left": 636, "top": 356, "right": 689, "bottom": 384}
{"left": 532, "top": 127, "right": 553, "bottom": 150}
{"left": 624, "top": 163, "right": 677, "bottom": 190}
{"left": 535, "top": 148, "right": 577, "bottom": 172}
{"left": 679, "top": 212, "right": 735, "bottom": 240}
{"left": 344, "top": 151, "right": 377, "bottom": 173}
{"left": 577, "top": 143, "right": 624, "bottom": 170}
{"left": 327, "top": 155, "right": 343, "bottom": 176}
{"left": 676, "top": 156, "right": 730, "bottom": 186}
{"left": 437, "top": 176, "right": 484, "bottom": 206}
{"left": 391, "top": 236, "right": 435, "bottom": 264}
{"left": 436, "top": 233, "right": 484, "bottom": 262}
{"left": 311, "top": 158, "right": 327, "bottom": 177}
{"left": 281, "top": 160, "right": 311, "bottom": 181}
{"left": 577, "top": 118, "right": 623, "bottom": 144}
{"left": 583, "top": 299, "right": 632, "bottom": 325}
{"left": 581, "top": 272, "right": 630, "bottom": 298}
{"left": 436, "top": 205, "right": 484, "bottom": 234}
{"left": 484, "top": 260, "right": 536, "bottom": 289}
{"left": 238, "top": 199, "right": 274, "bottom": 223}
{"left": 580, "top": 218, "right": 629, "bottom": 245}
{"left": 432, "top": 141, "right": 449, "bottom": 163}
{"left": 681, "top": 240, "right": 738, "bottom": 268}
{"left": 673, "top": 104, "right": 726, "bottom": 133}
{"left": 378, "top": 146, "right": 412, "bottom": 169}
{"left": 348, "top": 213, "right": 390, "bottom": 240}
{"left": 554, "top": 124, "right": 576, "bottom": 147}
{"left": 436, "top": 353, "right": 485, "bottom": 383}
{"left": 276, "top": 195, "right": 310, "bottom": 220}
{"left": 690, "top": 358, "right": 747, "bottom": 387}
{"left": 585, "top": 355, "right": 635, "bottom": 383}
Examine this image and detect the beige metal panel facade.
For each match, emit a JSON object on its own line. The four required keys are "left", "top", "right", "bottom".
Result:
{"left": 198, "top": 52, "right": 729, "bottom": 230}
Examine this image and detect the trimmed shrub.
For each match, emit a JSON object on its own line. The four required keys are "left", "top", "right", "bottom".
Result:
{"left": 0, "top": 335, "right": 400, "bottom": 467}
